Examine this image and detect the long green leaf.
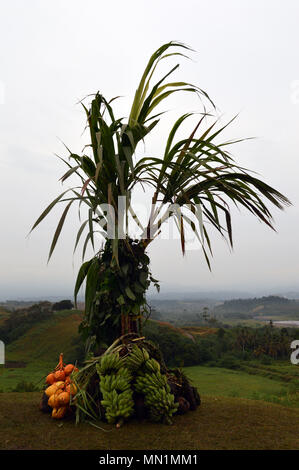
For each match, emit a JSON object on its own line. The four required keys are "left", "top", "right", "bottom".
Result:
{"left": 85, "top": 257, "right": 100, "bottom": 316}
{"left": 74, "top": 259, "right": 93, "bottom": 307}
{"left": 29, "top": 189, "right": 71, "bottom": 234}
{"left": 47, "top": 200, "right": 73, "bottom": 262}
{"left": 73, "top": 219, "right": 89, "bottom": 254}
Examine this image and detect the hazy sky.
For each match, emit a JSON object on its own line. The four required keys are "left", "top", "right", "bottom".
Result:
{"left": 0, "top": 0, "right": 298, "bottom": 300}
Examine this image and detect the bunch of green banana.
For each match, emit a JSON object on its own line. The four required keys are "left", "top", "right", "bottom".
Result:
{"left": 134, "top": 362, "right": 178, "bottom": 424}
{"left": 96, "top": 346, "right": 177, "bottom": 425}
{"left": 145, "top": 357, "right": 161, "bottom": 374}
{"left": 134, "top": 371, "right": 167, "bottom": 391}
{"left": 101, "top": 387, "right": 134, "bottom": 423}
{"left": 96, "top": 351, "right": 123, "bottom": 375}
{"left": 97, "top": 352, "right": 134, "bottom": 424}
{"left": 125, "top": 345, "right": 150, "bottom": 371}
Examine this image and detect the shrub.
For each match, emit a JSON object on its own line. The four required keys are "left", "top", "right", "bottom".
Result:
{"left": 218, "top": 355, "right": 240, "bottom": 370}
{"left": 52, "top": 300, "right": 74, "bottom": 311}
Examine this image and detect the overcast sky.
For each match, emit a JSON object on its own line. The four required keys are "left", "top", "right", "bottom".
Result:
{"left": 0, "top": 0, "right": 298, "bottom": 300}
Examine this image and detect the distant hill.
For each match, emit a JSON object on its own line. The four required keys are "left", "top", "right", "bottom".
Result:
{"left": 148, "top": 289, "right": 254, "bottom": 301}
{"left": 214, "top": 296, "right": 299, "bottom": 319}
{"left": 5, "top": 309, "right": 84, "bottom": 366}
{"left": 148, "top": 295, "right": 299, "bottom": 324}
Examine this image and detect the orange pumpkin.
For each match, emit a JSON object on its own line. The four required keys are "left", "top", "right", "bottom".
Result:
{"left": 48, "top": 394, "right": 56, "bottom": 408}
{"left": 55, "top": 381, "right": 65, "bottom": 389}
{"left": 54, "top": 369, "right": 66, "bottom": 382}
{"left": 45, "top": 384, "right": 59, "bottom": 397}
{"left": 66, "top": 383, "right": 77, "bottom": 396}
{"left": 64, "top": 364, "right": 74, "bottom": 376}
{"left": 65, "top": 376, "right": 71, "bottom": 385}
{"left": 52, "top": 406, "right": 67, "bottom": 419}
{"left": 53, "top": 390, "right": 64, "bottom": 408}
{"left": 57, "top": 391, "right": 70, "bottom": 406}
{"left": 46, "top": 373, "right": 55, "bottom": 385}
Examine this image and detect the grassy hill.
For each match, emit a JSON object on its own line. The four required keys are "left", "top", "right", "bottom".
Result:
{"left": 5, "top": 309, "right": 83, "bottom": 364}
{"left": 151, "top": 320, "right": 217, "bottom": 341}
{"left": 0, "top": 309, "right": 83, "bottom": 391}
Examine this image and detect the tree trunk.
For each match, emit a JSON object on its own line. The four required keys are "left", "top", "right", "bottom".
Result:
{"left": 121, "top": 313, "right": 140, "bottom": 336}
{"left": 85, "top": 238, "right": 150, "bottom": 351}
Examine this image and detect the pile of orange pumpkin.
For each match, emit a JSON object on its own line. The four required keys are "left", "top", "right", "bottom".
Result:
{"left": 44, "top": 353, "right": 78, "bottom": 419}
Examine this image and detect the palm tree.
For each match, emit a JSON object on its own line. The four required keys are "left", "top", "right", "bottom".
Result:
{"left": 31, "top": 41, "right": 290, "bottom": 352}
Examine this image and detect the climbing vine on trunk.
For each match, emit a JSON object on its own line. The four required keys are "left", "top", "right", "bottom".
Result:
{"left": 77, "top": 238, "right": 159, "bottom": 351}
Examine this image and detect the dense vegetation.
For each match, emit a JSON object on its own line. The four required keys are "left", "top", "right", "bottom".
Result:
{"left": 143, "top": 321, "right": 299, "bottom": 368}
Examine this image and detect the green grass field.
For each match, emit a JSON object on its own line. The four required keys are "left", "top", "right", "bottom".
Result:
{"left": 184, "top": 364, "right": 299, "bottom": 408}
{"left": 0, "top": 392, "right": 298, "bottom": 450}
